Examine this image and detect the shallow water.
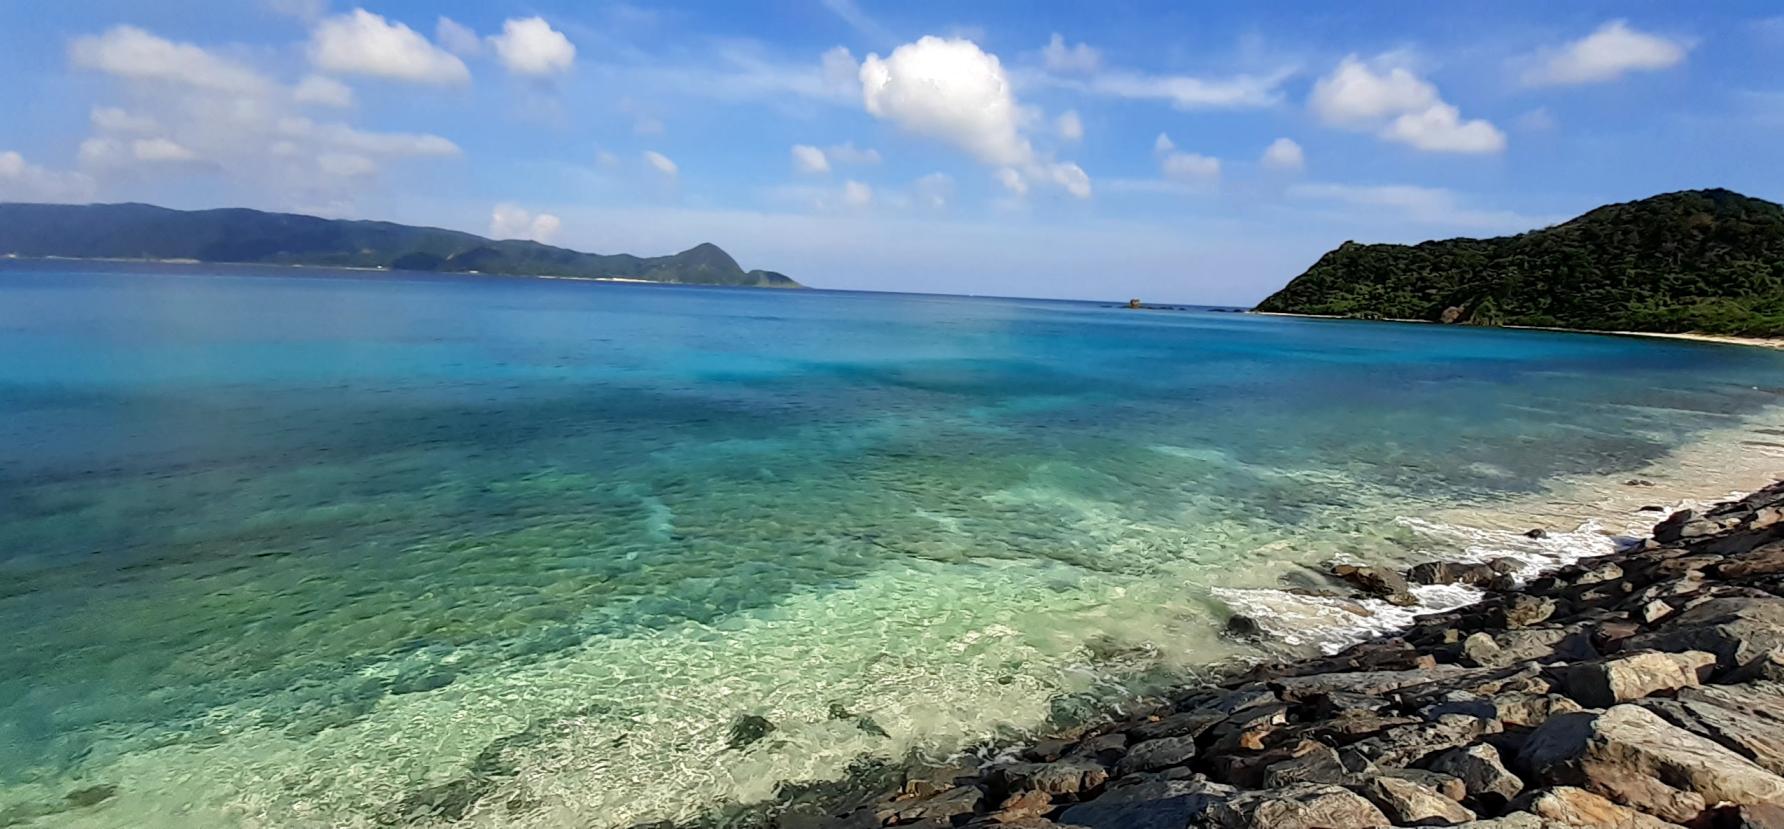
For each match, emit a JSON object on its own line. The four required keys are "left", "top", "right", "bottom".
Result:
{"left": 3, "top": 261, "right": 1784, "bottom": 827}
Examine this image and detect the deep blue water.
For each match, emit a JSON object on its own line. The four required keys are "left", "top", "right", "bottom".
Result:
{"left": 3, "top": 260, "right": 1783, "bottom": 827}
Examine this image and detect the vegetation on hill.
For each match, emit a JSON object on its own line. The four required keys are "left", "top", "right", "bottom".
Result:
{"left": 1254, "top": 189, "right": 1784, "bottom": 336}
{"left": 0, "top": 202, "right": 801, "bottom": 288}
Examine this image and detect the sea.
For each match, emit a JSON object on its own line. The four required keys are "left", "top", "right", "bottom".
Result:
{"left": 3, "top": 260, "right": 1783, "bottom": 827}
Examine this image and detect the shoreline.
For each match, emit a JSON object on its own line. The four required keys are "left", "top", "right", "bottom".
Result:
{"left": 734, "top": 478, "right": 1784, "bottom": 829}
{"left": 1249, "top": 309, "right": 1784, "bottom": 350}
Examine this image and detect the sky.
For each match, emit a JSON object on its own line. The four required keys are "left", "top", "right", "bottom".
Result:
{"left": 1, "top": 1, "right": 1781, "bottom": 303}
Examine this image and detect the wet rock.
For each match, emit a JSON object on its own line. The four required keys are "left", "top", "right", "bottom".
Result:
{"left": 1423, "top": 743, "right": 1524, "bottom": 809}
{"left": 903, "top": 760, "right": 984, "bottom": 798}
{"left": 1114, "top": 736, "right": 1196, "bottom": 776}
{"left": 63, "top": 785, "right": 117, "bottom": 808}
{"left": 990, "top": 789, "right": 1053, "bottom": 822}
{"left": 1271, "top": 667, "right": 1465, "bottom": 701}
{"left": 727, "top": 714, "right": 776, "bottom": 750}
{"left": 1525, "top": 528, "right": 1549, "bottom": 539}
{"left": 892, "top": 786, "right": 983, "bottom": 823}
{"left": 1623, "top": 596, "right": 1784, "bottom": 670}
{"left": 1507, "top": 787, "right": 1674, "bottom": 829}
{"left": 1023, "top": 738, "right": 1072, "bottom": 763}
{"left": 1332, "top": 564, "right": 1418, "bottom": 606}
{"left": 1715, "top": 541, "right": 1784, "bottom": 579}
{"left": 1497, "top": 595, "right": 1559, "bottom": 628}
{"left": 1225, "top": 614, "right": 1263, "bottom": 639}
{"left": 1354, "top": 774, "right": 1476, "bottom": 826}
{"left": 1056, "top": 779, "right": 1235, "bottom": 829}
{"left": 1410, "top": 561, "right": 1500, "bottom": 587}
{"left": 1344, "top": 715, "right": 1501, "bottom": 770}
{"left": 1625, "top": 479, "right": 1656, "bottom": 487}
{"left": 1206, "top": 704, "right": 1290, "bottom": 753}
{"left": 996, "top": 760, "right": 1109, "bottom": 797}
{"left": 1125, "top": 710, "right": 1226, "bottom": 742}
{"left": 1065, "top": 733, "right": 1127, "bottom": 766}
{"left": 1560, "top": 650, "right": 1716, "bottom": 707}
{"left": 1518, "top": 705, "right": 1784, "bottom": 822}
{"left": 1204, "top": 782, "right": 1391, "bottom": 829}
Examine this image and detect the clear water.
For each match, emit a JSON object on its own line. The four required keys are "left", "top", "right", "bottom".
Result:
{"left": 3, "top": 261, "right": 1784, "bottom": 828}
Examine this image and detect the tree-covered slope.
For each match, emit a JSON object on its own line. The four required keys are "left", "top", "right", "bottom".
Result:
{"left": 0, "top": 202, "right": 801, "bottom": 287}
{"left": 1254, "top": 189, "right": 1784, "bottom": 336}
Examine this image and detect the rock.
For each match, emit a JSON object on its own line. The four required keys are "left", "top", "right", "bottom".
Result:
{"left": 1625, "top": 479, "right": 1656, "bottom": 487}
{"left": 1489, "top": 693, "right": 1583, "bottom": 729}
{"left": 1423, "top": 744, "right": 1524, "bottom": 808}
{"left": 1636, "top": 600, "right": 1672, "bottom": 625}
{"left": 1344, "top": 715, "right": 1501, "bottom": 770}
{"left": 1225, "top": 614, "right": 1263, "bottom": 639}
{"left": 1066, "top": 733, "right": 1127, "bottom": 765}
{"left": 1623, "top": 597, "right": 1784, "bottom": 670}
{"left": 1638, "top": 505, "right": 1666, "bottom": 512}
{"left": 1271, "top": 667, "right": 1465, "bottom": 701}
{"left": 1114, "top": 737, "right": 1196, "bottom": 776}
{"left": 63, "top": 785, "right": 117, "bottom": 808}
{"left": 1497, "top": 595, "right": 1559, "bottom": 628}
{"left": 1640, "top": 681, "right": 1784, "bottom": 775}
{"left": 1459, "top": 628, "right": 1593, "bottom": 668}
{"left": 892, "top": 786, "right": 983, "bottom": 823}
{"left": 1332, "top": 564, "right": 1418, "bottom": 606}
{"left": 1205, "top": 704, "right": 1290, "bottom": 753}
{"left": 1354, "top": 774, "right": 1476, "bottom": 826}
{"left": 1023, "top": 738, "right": 1072, "bottom": 763}
{"left": 996, "top": 760, "right": 1109, "bottom": 797}
{"left": 1373, "top": 769, "right": 1469, "bottom": 804}
{"left": 1525, "top": 528, "right": 1549, "bottom": 539}
{"left": 1518, "top": 705, "right": 1784, "bottom": 822}
{"left": 1056, "top": 779, "right": 1236, "bottom": 829}
{"left": 1205, "top": 783, "right": 1391, "bottom": 829}
{"left": 903, "top": 760, "right": 984, "bottom": 798}
{"left": 727, "top": 714, "right": 775, "bottom": 749}
{"left": 1507, "top": 787, "right": 1674, "bottom": 829}
{"left": 1560, "top": 650, "right": 1716, "bottom": 707}
{"left": 992, "top": 789, "right": 1054, "bottom": 822}
{"left": 1256, "top": 743, "right": 1348, "bottom": 788}
{"left": 1125, "top": 709, "right": 1227, "bottom": 742}
{"left": 1716, "top": 541, "right": 1784, "bottom": 578}
{"left": 1719, "top": 803, "right": 1784, "bottom": 829}
{"left": 1410, "top": 561, "right": 1500, "bottom": 587}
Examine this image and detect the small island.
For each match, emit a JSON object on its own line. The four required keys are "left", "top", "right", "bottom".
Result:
{"left": 1255, "top": 189, "right": 1784, "bottom": 337}
{"left": 0, "top": 202, "right": 801, "bottom": 288}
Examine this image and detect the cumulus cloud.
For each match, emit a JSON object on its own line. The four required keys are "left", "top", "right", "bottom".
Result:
{"left": 309, "top": 9, "right": 469, "bottom": 84}
{"left": 90, "top": 107, "right": 159, "bottom": 134}
{"left": 131, "top": 137, "right": 200, "bottom": 162}
{"left": 644, "top": 150, "right": 678, "bottom": 177}
{"left": 1042, "top": 33, "right": 1100, "bottom": 73}
{"left": 490, "top": 203, "right": 562, "bottom": 243}
{"left": 1161, "top": 151, "right": 1220, "bottom": 182}
{"left": 1522, "top": 20, "right": 1688, "bottom": 86}
{"left": 1038, "top": 162, "right": 1091, "bottom": 198}
{"left": 1056, "top": 110, "right": 1084, "bottom": 142}
{"left": 293, "top": 74, "right": 354, "bottom": 107}
{"left": 912, "top": 172, "right": 953, "bottom": 208}
{"left": 1154, "top": 132, "right": 1176, "bottom": 153}
{"left": 1260, "top": 137, "right": 1305, "bottom": 171}
{"left": 841, "top": 179, "right": 873, "bottom": 207}
{"left": 996, "top": 168, "right": 1027, "bottom": 197}
{"left": 791, "top": 144, "right": 830, "bottom": 174}
{"left": 0, "top": 151, "right": 97, "bottom": 202}
{"left": 1309, "top": 54, "right": 1504, "bottom": 154}
{"left": 275, "top": 116, "right": 459, "bottom": 157}
{"left": 489, "top": 17, "right": 576, "bottom": 76}
{"left": 827, "top": 141, "right": 881, "bottom": 164}
{"left": 316, "top": 152, "right": 376, "bottom": 177}
{"left": 435, "top": 17, "right": 482, "bottom": 56}
{"left": 862, "top": 36, "right": 1032, "bottom": 166}
{"left": 69, "top": 26, "right": 270, "bottom": 93}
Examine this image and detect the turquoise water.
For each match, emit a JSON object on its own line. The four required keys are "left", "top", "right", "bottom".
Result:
{"left": 4, "top": 261, "right": 1784, "bottom": 827}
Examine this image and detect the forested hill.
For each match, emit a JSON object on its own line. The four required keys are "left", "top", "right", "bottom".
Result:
{"left": 1254, "top": 189, "right": 1784, "bottom": 336}
{"left": 0, "top": 202, "right": 801, "bottom": 288}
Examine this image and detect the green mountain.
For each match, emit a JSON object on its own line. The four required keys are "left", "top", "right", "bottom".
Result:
{"left": 0, "top": 202, "right": 801, "bottom": 288}
{"left": 1254, "top": 188, "right": 1784, "bottom": 336}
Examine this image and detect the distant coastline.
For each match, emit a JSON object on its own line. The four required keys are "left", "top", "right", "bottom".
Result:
{"left": 1250, "top": 309, "right": 1784, "bottom": 350}
{"left": 1, "top": 253, "right": 780, "bottom": 287}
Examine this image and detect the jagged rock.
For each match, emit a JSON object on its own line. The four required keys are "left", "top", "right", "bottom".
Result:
{"left": 1271, "top": 667, "right": 1465, "bottom": 701}
{"left": 1055, "top": 779, "right": 1235, "bottom": 829}
{"left": 1638, "top": 681, "right": 1784, "bottom": 775}
{"left": 996, "top": 760, "right": 1109, "bottom": 796}
{"left": 903, "top": 760, "right": 984, "bottom": 798}
{"left": 892, "top": 786, "right": 983, "bottom": 823}
{"left": 1206, "top": 704, "right": 1290, "bottom": 752}
{"left": 727, "top": 714, "right": 775, "bottom": 749}
{"left": 1636, "top": 600, "right": 1673, "bottom": 624}
{"left": 1560, "top": 650, "right": 1716, "bottom": 707}
{"left": 1488, "top": 693, "right": 1584, "bottom": 728}
{"left": 1623, "top": 597, "right": 1784, "bottom": 670}
{"left": 1115, "top": 737, "right": 1196, "bottom": 776}
{"left": 1716, "top": 803, "right": 1784, "bottom": 829}
{"left": 1507, "top": 787, "right": 1673, "bottom": 829}
{"left": 1722, "top": 647, "right": 1784, "bottom": 683}
{"left": 1332, "top": 564, "right": 1418, "bottom": 606}
{"left": 1518, "top": 705, "right": 1784, "bottom": 822}
{"left": 1344, "top": 715, "right": 1502, "bottom": 769}
{"left": 1459, "top": 628, "right": 1594, "bottom": 668}
{"left": 1410, "top": 561, "right": 1500, "bottom": 587}
{"left": 1354, "top": 774, "right": 1476, "bottom": 826}
{"left": 1204, "top": 783, "right": 1390, "bottom": 829}
{"left": 1125, "top": 709, "right": 1227, "bottom": 742}
{"left": 1066, "top": 733, "right": 1127, "bottom": 765}
{"left": 1716, "top": 541, "right": 1784, "bottom": 578}
{"left": 1423, "top": 743, "right": 1523, "bottom": 808}
{"left": 1256, "top": 743, "right": 1348, "bottom": 788}
{"left": 1225, "top": 614, "right": 1263, "bottom": 639}
{"left": 1497, "top": 595, "right": 1559, "bottom": 628}
{"left": 1372, "top": 769, "right": 1469, "bottom": 803}
{"left": 1525, "top": 528, "right": 1549, "bottom": 539}
{"left": 991, "top": 789, "right": 1054, "bottom": 822}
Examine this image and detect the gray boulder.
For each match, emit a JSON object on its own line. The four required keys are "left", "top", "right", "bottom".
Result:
{"left": 1205, "top": 783, "right": 1391, "bottom": 829}
{"left": 1056, "top": 779, "right": 1235, "bottom": 829}
{"left": 1353, "top": 774, "right": 1476, "bottom": 826}
{"left": 1559, "top": 650, "right": 1715, "bottom": 707}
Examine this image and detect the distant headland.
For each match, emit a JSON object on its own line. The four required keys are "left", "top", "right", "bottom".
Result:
{"left": 0, "top": 202, "right": 801, "bottom": 288}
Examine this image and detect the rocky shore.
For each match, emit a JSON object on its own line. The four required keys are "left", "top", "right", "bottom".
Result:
{"left": 765, "top": 482, "right": 1784, "bottom": 829}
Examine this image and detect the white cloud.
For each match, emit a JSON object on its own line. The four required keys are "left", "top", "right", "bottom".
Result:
{"left": 490, "top": 203, "right": 562, "bottom": 243}
{"left": 276, "top": 116, "right": 459, "bottom": 157}
{"left": 1308, "top": 54, "right": 1504, "bottom": 155}
{"left": 293, "top": 75, "right": 354, "bottom": 107}
{"left": 489, "top": 17, "right": 576, "bottom": 76}
{"left": 1154, "top": 132, "right": 1175, "bottom": 153}
{"left": 861, "top": 36, "right": 1032, "bottom": 166}
{"left": 1069, "top": 68, "right": 1289, "bottom": 110}
{"left": 435, "top": 17, "right": 482, "bottom": 57}
{"left": 827, "top": 141, "right": 881, "bottom": 165}
{"left": 1056, "top": 110, "right": 1084, "bottom": 142}
{"left": 0, "top": 150, "right": 96, "bottom": 202}
{"left": 1289, "top": 182, "right": 1545, "bottom": 232}
{"left": 316, "top": 152, "right": 376, "bottom": 177}
{"left": 644, "top": 150, "right": 678, "bottom": 177}
{"left": 1523, "top": 20, "right": 1688, "bottom": 86}
{"left": 1259, "top": 137, "right": 1304, "bottom": 171}
{"left": 69, "top": 25, "right": 270, "bottom": 93}
{"left": 841, "top": 179, "right": 873, "bottom": 207}
{"left": 792, "top": 144, "right": 830, "bottom": 174}
{"left": 1309, "top": 55, "right": 1437, "bottom": 124}
{"left": 1038, "top": 161, "right": 1091, "bottom": 198}
{"left": 1380, "top": 103, "right": 1506, "bottom": 154}
{"left": 90, "top": 107, "right": 159, "bottom": 134}
{"left": 131, "top": 137, "right": 200, "bottom": 162}
{"left": 912, "top": 172, "right": 953, "bottom": 208}
{"left": 309, "top": 9, "right": 469, "bottom": 84}
{"left": 1042, "top": 33, "right": 1100, "bottom": 73}
{"left": 820, "top": 0, "right": 895, "bottom": 44}
{"left": 996, "top": 167, "right": 1028, "bottom": 196}
{"left": 1161, "top": 151, "right": 1220, "bottom": 182}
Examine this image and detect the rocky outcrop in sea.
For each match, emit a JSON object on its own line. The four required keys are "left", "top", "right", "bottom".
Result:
{"left": 763, "top": 482, "right": 1784, "bottom": 828}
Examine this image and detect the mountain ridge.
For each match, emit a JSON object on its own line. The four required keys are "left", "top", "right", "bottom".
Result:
{"left": 1254, "top": 188, "right": 1784, "bottom": 336}
{"left": 0, "top": 202, "right": 801, "bottom": 288}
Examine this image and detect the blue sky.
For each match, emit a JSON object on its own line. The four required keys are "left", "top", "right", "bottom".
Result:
{"left": 1, "top": 1, "right": 1780, "bottom": 302}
